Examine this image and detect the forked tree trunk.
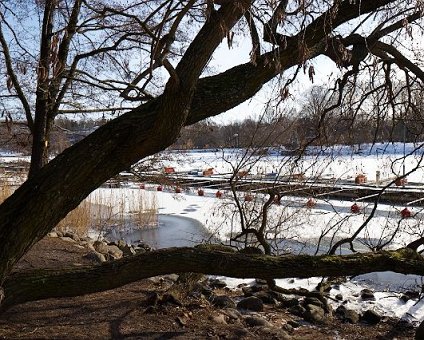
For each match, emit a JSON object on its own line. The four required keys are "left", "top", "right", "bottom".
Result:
{"left": 2, "top": 247, "right": 423, "bottom": 310}
{"left": 29, "top": 0, "right": 55, "bottom": 177}
{"left": 0, "top": 0, "right": 251, "bottom": 286}
{"left": 29, "top": 111, "right": 53, "bottom": 177}
{"left": 0, "top": 0, "right": 409, "bottom": 308}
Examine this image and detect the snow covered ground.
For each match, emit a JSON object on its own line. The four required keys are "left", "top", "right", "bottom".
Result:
{"left": 100, "top": 142, "right": 424, "bottom": 323}
{"left": 87, "top": 183, "right": 424, "bottom": 323}
{"left": 155, "top": 185, "right": 424, "bottom": 322}
{"left": 146, "top": 142, "right": 424, "bottom": 183}
{"left": 3, "top": 142, "right": 424, "bottom": 322}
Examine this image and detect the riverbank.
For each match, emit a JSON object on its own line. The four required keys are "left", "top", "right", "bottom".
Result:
{"left": 0, "top": 237, "right": 416, "bottom": 339}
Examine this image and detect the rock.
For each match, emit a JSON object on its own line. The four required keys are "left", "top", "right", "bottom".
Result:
{"left": 93, "top": 241, "right": 123, "bottom": 259}
{"left": 210, "top": 295, "right": 236, "bottom": 309}
{"left": 397, "top": 319, "right": 415, "bottom": 332}
{"left": 303, "top": 304, "right": 325, "bottom": 323}
{"left": 188, "top": 291, "right": 202, "bottom": 299}
{"left": 360, "top": 288, "right": 375, "bottom": 301}
{"left": 121, "top": 245, "right": 136, "bottom": 257}
{"left": 253, "top": 291, "right": 277, "bottom": 304}
{"left": 62, "top": 231, "right": 74, "bottom": 238}
{"left": 210, "top": 313, "right": 227, "bottom": 325}
{"left": 117, "top": 239, "right": 126, "bottom": 248}
{"left": 134, "top": 247, "right": 146, "bottom": 254}
{"left": 242, "top": 286, "right": 254, "bottom": 296}
{"left": 164, "top": 274, "right": 179, "bottom": 282}
{"left": 72, "top": 234, "right": 80, "bottom": 242}
{"left": 222, "top": 308, "right": 242, "bottom": 321}
{"left": 106, "top": 245, "right": 123, "bottom": 259}
{"left": 335, "top": 305, "right": 359, "bottom": 323}
{"left": 250, "top": 284, "right": 266, "bottom": 293}
{"left": 255, "top": 278, "right": 268, "bottom": 285}
{"left": 269, "top": 291, "right": 285, "bottom": 302}
{"left": 237, "top": 296, "right": 264, "bottom": 312}
{"left": 137, "top": 242, "right": 152, "bottom": 251}
{"left": 279, "top": 297, "right": 300, "bottom": 308}
{"left": 362, "top": 309, "right": 381, "bottom": 325}
{"left": 199, "top": 283, "right": 213, "bottom": 297}
{"left": 161, "top": 293, "right": 182, "bottom": 306}
{"left": 244, "top": 315, "right": 271, "bottom": 327}
{"left": 287, "top": 320, "right": 301, "bottom": 328}
{"left": 83, "top": 250, "right": 106, "bottom": 263}
{"left": 400, "top": 295, "right": 409, "bottom": 303}
{"left": 401, "top": 290, "right": 420, "bottom": 302}
{"left": 232, "top": 327, "right": 252, "bottom": 338}
{"left": 335, "top": 293, "right": 343, "bottom": 301}
{"left": 80, "top": 236, "right": 93, "bottom": 242}
{"left": 303, "top": 296, "right": 324, "bottom": 309}
{"left": 415, "top": 320, "right": 424, "bottom": 339}
{"left": 209, "top": 278, "right": 227, "bottom": 289}
{"left": 406, "top": 290, "right": 420, "bottom": 299}
{"left": 47, "top": 231, "right": 58, "bottom": 238}
{"left": 93, "top": 240, "right": 108, "bottom": 253}
{"left": 64, "top": 231, "right": 79, "bottom": 242}
{"left": 84, "top": 242, "right": 95, "bottom": 251}
{"left": 260, "top": 327, "right": 292, "bottom": 339}
{"left": 60, "top": 236, "right": 76, "bottom": 243}
{"left": 282, "top": 323, "right": 293, "bottom": 333}
{"left": 288, "top": 305, "right": 306, "bottom": 317}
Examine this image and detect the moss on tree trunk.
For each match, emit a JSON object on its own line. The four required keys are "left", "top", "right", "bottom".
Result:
{"left": 2, "top": 247, "right": 423, "bottom": 311}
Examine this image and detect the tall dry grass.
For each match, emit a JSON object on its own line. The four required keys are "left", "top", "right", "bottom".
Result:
{"left": 0, "top": 182, "right": 13, "bottom": 203}
{"left": 0, "top": 171, "right": 158, "bottom": 238}
{"left": 56, "top": 188, "right": 158, "bottom": 237}
{"left": 56, "top": 201, "right": 94, "bottom": 237}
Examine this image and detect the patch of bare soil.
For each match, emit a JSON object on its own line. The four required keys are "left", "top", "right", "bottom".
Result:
{"left": 0, "top": 238, "right": 417, "bottom": 339}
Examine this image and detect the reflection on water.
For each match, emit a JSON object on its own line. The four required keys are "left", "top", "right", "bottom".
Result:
{"left": 104, "top": 214, "right": 381, "bottom": 255}
{"left": 105, "top": 214, "right": 214, "bottom": 248}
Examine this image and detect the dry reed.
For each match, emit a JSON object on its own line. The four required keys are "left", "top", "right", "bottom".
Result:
{"left": 57, "top": 188, "right": 158, "bottom": 237}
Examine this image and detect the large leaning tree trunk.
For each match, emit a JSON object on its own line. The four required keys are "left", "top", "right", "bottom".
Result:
{"left": 0, "top": 0, "right": 251, "bottom": 286}
{"left": 0, "top": 0, "right": 423, "bottom": 307}
{"left": 2, "top": 247, "right": 423, "bottom": 310}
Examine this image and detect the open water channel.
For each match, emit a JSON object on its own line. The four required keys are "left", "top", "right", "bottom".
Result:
{"left": 103, "top": 214, "right": 370, "bottom": 255}
{"left": 104, "top": 214, "right": 214, "bottom": 248}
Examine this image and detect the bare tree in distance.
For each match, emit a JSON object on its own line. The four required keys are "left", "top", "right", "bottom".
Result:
{"left": 1, "top": 0, "right": 424, "bottom": 310}
{"left": 0, "top": 0, "right": 200, "bottom": 175}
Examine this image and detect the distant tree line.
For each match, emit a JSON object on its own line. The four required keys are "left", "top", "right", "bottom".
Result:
{"left": 2, "top": 86, "right": 423, "bottom": 154}
{"left": 174, "top": 89, "right": 424, "bottom": 150}
{"left": 1, "top": 102, "right": 423, "bottom": 154}
{"left": 173, "top": 115, "right": 424, "bottom": 150}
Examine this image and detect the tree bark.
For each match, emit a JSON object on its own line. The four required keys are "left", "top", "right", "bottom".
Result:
{"left": 2, "top": 247, "right": 423, "bottom": 310}
{"left": 0, "top": 0, "right": 251, "bottom": 284}
{"left": 29, "top": 0, "right": 57, "bottom": 176}
{"left": 0, "top": 0, "right": 410, "bottom": 294}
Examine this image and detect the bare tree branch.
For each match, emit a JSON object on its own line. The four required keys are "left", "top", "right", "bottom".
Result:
{"left": 0, "top": 21, "right": 33, "bottom": 131}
